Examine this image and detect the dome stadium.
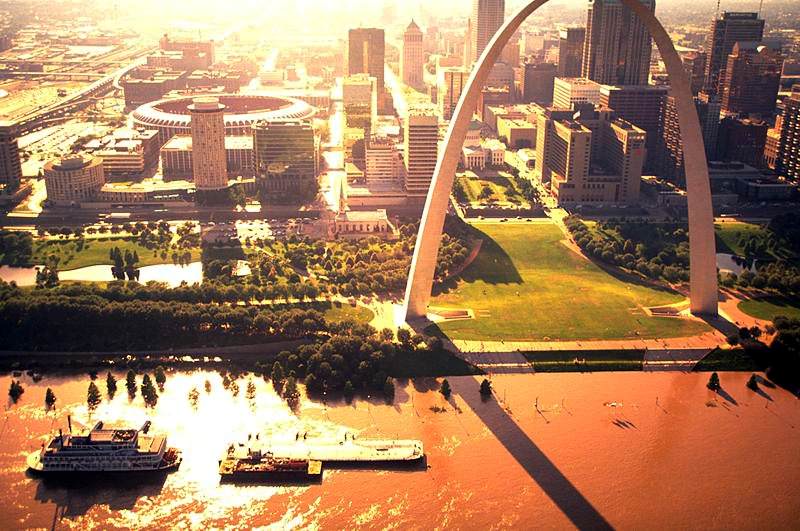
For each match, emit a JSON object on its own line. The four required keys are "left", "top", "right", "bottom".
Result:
{"left": 131, "top": 94, "right": 317, "bottom": 145}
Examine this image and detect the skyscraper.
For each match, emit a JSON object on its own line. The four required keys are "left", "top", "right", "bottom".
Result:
{"left": 557, "top": 27, "right": 586, "bottom": 78}
{"left": 189, "top": 97, "right": 227, "bottom": 190}
{"left": 404, "top": 108, "right": 439, "bottom": 197}
{"left": 773, "top": 86, "right": 800, "bottom": 181}
{"left": 0, "top": 122, "right": 22, "bottom": 186}
{"left": 704, "top": 12, "right": 765, "bottom": 94}
{"left": 252, "top": 120, "right": 318, "bottom": 202}
{"left": 662, "top": 93, "right": 721, "bottom": 182}
{"left": 348, "top": 28, "right": 385, "bottom": 93}
{"left": 470, "top": 0, "right": 505, "bottom": 64}
{"left": 720, "top": 42, "right": 782, "bottom": 117}
{"left": 521, "top": 62, "right": 557, "bottom": 104}
{"left": 438, "top": 68, "right": 468, "bottom": 121}
{"left": 402, "top": 21, "right": 424, "bottom": 88}
{"left": 582, "top": 0, "right": 654, "bottom": 86}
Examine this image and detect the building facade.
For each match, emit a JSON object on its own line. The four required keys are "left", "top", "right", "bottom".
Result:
{"left": 0, "top": 122, "right": 22, "bottom": 186}
{"left": 439, "top": 67, "right": 468, "bottom": 121}
{"left": 189, "top": 97, "right": 228, "bottom": 190}
{"left": 366, "top": 135, "right": 403, "bottom": 184}
{"left": 348, "top": 28, "right": 385, "bottom": 93}
{"left": 470, "top": 0, "right": 505, "bottom": 64}
{"left": 160, "top": 135, "right": 255, "bottom": 180}
{"left": 402, "top": 21, "right": 424, "bottom": 88}
{"left": 252, "top": 120, "right": 318, "bottom": 202}
{"left": 44, "top": 154, "right": 105, "bottom": 205}
{"left": 404, "top": 109, "right": 439, "bottom": 197}
{"left": 557, "top": 27, "right": 586, "bottom": 78}
{"left": 774, "top": 87, "right": 800, "bottom": 181}
{"left": 582, "top": 0, "right": 654, "bottom": 86}
{"left": 521, "top": 62, "right": 556, "bottom": 104}
{"left": 704, "top": 12, "right": 764, "bottom": 94}
{"left": 553, "top": 77, "right": 601, "bottom": 109}
{"left": 720, "top": 42, "right": 782, "bottom": 117}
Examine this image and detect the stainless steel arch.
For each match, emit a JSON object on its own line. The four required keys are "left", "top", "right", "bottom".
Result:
{"left": 403, "top": 0, "right": 718, "bottom": 320}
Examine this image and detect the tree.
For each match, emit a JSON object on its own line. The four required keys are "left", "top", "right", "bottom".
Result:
{"left": 746, "top": 374, "right": 759, "bottom": 391}
{"left": 188, "top": 387, "right": 200, "bottom": 408}
{"left": 141, "top": 374, "right": 158, "bottom": 407}
{"left": 87, "top": 381, "right": 102, "bottom": 411}
{"left": 45, "top": 388, "right": 57, "bottom": 409}
{"left": 440, "top": 379, "right": 452, "bottom": 399}
{"left": 479, "top": 379, "right": 492, "bottom": 397}
{"left": 154, "top": 366, "right": 167, "bottom": 391}
{"left": 246, "top": 379, "right": 257, "bottom": 400}
{"left": 707, "top": 372, "right": 721, "bottom": 391}
{"left": 106, "top": 372, "right": 117, "bottom": 398}
{"left": 283, "top": 376, "right": 300, "bottom": 406}
{"left": 271, "top": 361, "right": 285, "bottom": 391}
{"left": 397, "top": 328, "right": 412, "bottom": 348}
{"left": 204, "top": 379, "right": 212, "bottom": 393}
{"left": 126, "top": 370, "right": 137, "bottom": 399}
{"left": 8, "top": 380, "right": 24, "bottom": 403}
{"left": 383, "top": 377, "right": 395, "bottom": 400}
{"left": 343, "top": 380, "right": 355, "bottom": 402}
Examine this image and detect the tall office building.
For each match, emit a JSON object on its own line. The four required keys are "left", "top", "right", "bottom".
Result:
{"left": 716, "top": 116, "right": 768, "bottom": 167}
{"left": 0, "top": 122, "right": 22, "bottom": 186}
{"left": 680, "top": 51, "right": 707, "bottom": 95}
{"left": 536, "top": 107, "right": 645, "bottom": 205}
{"left": 470, "top": 0, "right": 505, "bottom": 64}
{"left": 404, "top": 109, "right": 439, "bottom": 197}
{"left": 582, "top": 0, "right": 654, "bottom": 86}
{"left": 366, "top": 135, "right": 402, "bottom": 184}
{"left": 599, "top": 84, "right": 668, "bottom": 171}
{"left": 720, "top": 42, "right": 782, "bottom": 117}
{"left": 252, "top": 120, "right": 318, "bottom": 201}
{"left": 402, "top": 21, "right": 424, "bottom": 88}
{"left": 553, "top": 77, "right": 602, "bottom": 109}
{"left": 43, "top": 154, "right": 105, "bottom": 205}
{"left": 773, "top": 86, "right": 800, "bottom": 181}
{"left": 557, "top": 27, "right": 586, "bottom": 78}
{"left": 189, "top": 97, "right": 227, "bottom": 190}
{"left": 704, "top": 12, "right": 765, "bottom": 94}
{"left": 343, "top": 73, "right": 377, "bottom": 131}
{"left": 521, "top": 62, "right": 557, "bottom": 104}
{"left": 662, "top": 93, "right": 721, "bottom": 182}
{"left": 348, "top": 28, "right": 385, "bottom": 93}
{"left": 439, "top": 67, "right": 468, "bottom": 121}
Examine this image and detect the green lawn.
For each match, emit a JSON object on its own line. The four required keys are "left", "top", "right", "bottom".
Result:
{"left": 738, "top": 297, "right": 800, "bottom": 321}
{"left": 714, "top": 221, "right": 767, "bottom": 256}
{"left": 429, "top": 222, "right": 710, "bottom": 341}
{"left": 33, "top": 237, "right": 201, "bottom": 270}
{"left": 323, "top": 302, "right": 375, "bottom": 324}
{"left": 523, "top": 350, "right": 645, "bottom": 372}
{"left": 457, "top": 171, "right": 526, "bottom": 205}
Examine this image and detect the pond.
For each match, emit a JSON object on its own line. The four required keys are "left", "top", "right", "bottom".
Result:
{"left": 0, "top": 262, "right": 203, "bottom": 287}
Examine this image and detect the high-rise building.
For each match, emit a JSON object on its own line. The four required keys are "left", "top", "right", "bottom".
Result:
{"left": 348, "top": 28, "right": 385, "bottom": 93}
{"left": 189, "top": 97, "right": 228, "bottom": 190}
{"left": 773, "top": 86, "right": 800, "bottom": 181}
{"left": 720, "top": 42, "right": 782, "bottom": 117}
{"left": 557, "top": 27, "right": 586, "bottom": 78}
{"left": 470, "top": 0, "right": 505, "bottom": 64}
{"left": 404, "top": 109, "right": 439, "bottom": 197}
{"left": 439, "top": 67, "right": 468, "bottom": 121}
{"left": 366, "top": 135, "right": 402, "bottom": 184}
{"left": 553, "top": 77, "right": 602, "bottom": 109}
{"left": 402, "top": 20, "right": 424, "bottom": 88}
{"left": 680, "top": 51, "right": 707, "bottom": 95}
{"left": 252, "top": 120, "right": 318, "bottom": 202}
{"left": 662, "top": 93, "right": 721, "bottom": 182}
{"left": 716, "top": 116, "right": 768, "bottom": 167}
{"left": 536, "top": 106, "right": 645, "bottom": 205}
{"left": 704, "top": 12, "right": 765, "bottom": 94}
{"left": 0, "top": 122, "right": 22, "bottom": 186}
{"left": 521, "top": 62, "right": 557, "bottom": 104}
{"left": 43, "top": 154, "right": 105, "bottom": 205}
{"left": 582, "top": 0, "right": 654, "bottom": 86}
{"left": 599, "top": 84, "right": 668, "bottom": 171}
{"left": 343, "top": 74, "right": 377, "bottom": 131}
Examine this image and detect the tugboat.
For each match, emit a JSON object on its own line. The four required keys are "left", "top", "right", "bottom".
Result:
{"left": 219, "top": 442, "right": 322, "bottom": 484}
{"left": 27, "top": 417, "right": 182, "bottom": 478}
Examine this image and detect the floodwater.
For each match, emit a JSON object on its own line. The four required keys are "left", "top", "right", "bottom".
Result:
{"left": 716, "top": 253, "right": 756, "bottom": 275}
{"left": 0, "top": 262, "right": 202, "bottom": 288}
{"left": 0, "top": 370, "right": 798, "bottom": 529}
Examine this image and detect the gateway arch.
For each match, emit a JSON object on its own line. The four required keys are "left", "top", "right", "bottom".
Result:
{"left": 403, "top": 0, "right": 718, "bottom": 321}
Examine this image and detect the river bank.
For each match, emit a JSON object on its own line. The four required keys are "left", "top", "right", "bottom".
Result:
{"left": 1, "top": 370, "right": 798, "bottom": 528}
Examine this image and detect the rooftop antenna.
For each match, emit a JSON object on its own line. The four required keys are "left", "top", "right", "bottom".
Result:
{"left": 758, "top": 0, "right": 764, "bottom": 17}
{"left": 715, "top": 0, "right": 721, "bottom": 19}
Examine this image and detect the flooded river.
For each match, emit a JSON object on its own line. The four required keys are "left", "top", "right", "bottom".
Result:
{"left": 0, "top": 370, "right": 798, "bottom": 529}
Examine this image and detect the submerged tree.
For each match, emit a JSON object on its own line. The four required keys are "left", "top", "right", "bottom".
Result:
{"left": 746, "top": 374, "right": 759, "bottom": 391}
{"left": 383, "top": 377, "right": 395, "bottom": 400}
{"left": 204, "top": 379, "right": 212, "bottom": 394}
{"left": 707, "top": 372, "right": 721, "bottom": 391}
{"left": 154, "top": 366, "right": 167, "bottom": 391}
{"left": 87, "top": 382, "right": 102, "bottom": 411}
{"left": 126, "top": 370, "right": 137, "bottom": 399}
{"left": 188, "top": 387, "right": 200, "bottom": 409}
{"left": 8, "top": 380, "right": 24, "bottom": 403}
{"left": 283, "top": 376, "right": 300, "bottom": 406}
{"left": 246, "top": 379, "right": 257, "bottom": 401}
{"left": 271, "top": 362, "right": 286, "bottom": 392}
{"left": 440, "top": 379, "right": 452, "bottom": 399}
{"left": 45, "top": 388, "right": 57, "bottom": 410}
{"left": 106, "top": 372, "right": 117, "bottom": 398}
{"left": 479, "top": 379, "right": 492, "bottom": 398}
{"left": 141, "top": 374, "right": 159, "bottom": 408}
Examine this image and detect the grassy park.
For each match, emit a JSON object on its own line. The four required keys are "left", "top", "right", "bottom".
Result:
{"left": 31, "top": 236, "right": 201, "bottom": 270}
{"left": 429, "top": 222, "right": 711, "bottom": 341}
{"left": 738, "top": 297, "right": 800, "bottom": 321}
{"left": 455, "top": 170, "right": 527, "bottom": 205}
{"left": 714, "top": 221, "right": 768, "bottom": 256}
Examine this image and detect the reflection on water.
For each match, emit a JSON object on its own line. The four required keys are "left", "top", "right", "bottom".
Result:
{"left": 1, "top": 370, "right": 799, "bottom": 528}
{"left": 716, "top": 253, "right": 756, "bottom": 275}
{"left": 0, "top": 262, "right": 203, "bottom": 287}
